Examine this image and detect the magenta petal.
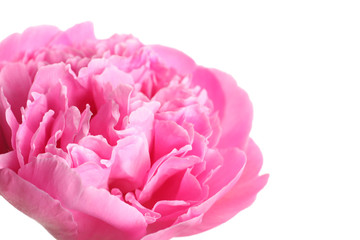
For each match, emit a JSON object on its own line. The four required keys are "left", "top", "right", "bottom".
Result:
{"left": 0, "top": 151, "right": 19, "bottom": 171}
{"left": 192, "top": 67, "right": 253, "bottom": 149}
{"left": 0, "top": 168, "right": 77, "bottom": 240}
{"left": 149, "top": 45, "right": 196, "bottom": 76}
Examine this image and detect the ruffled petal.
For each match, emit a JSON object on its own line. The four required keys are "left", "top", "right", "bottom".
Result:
{"left": 0, "top": 168, "right": 77, "bottom": 240}
{"left": 192, "top": 67, "right": 253, "bottom": 149}
{"left": 18, "top": 155, "right": 147, "bottom": 239}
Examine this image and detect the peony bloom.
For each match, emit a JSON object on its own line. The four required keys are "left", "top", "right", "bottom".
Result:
{"left": 0, "top": 22, "right": 268, "bottom": 240}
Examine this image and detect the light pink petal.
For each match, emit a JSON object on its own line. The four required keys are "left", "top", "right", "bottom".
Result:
{"left": 68, "top": 144, "right": 102, "bottom": 167}
{"left": 196, "top": 174, "right": 269, "bottom": 233}
{"left": 28, "top": 110, "right": 55, "bottom": 161}
{"left": 59, "top": 106, "right": 81, "bottom": 148}
{"left": 30, "top": 63, "right": 88, "bottom": 109}
{"left": 92, "top": 67, "right": 133, "bottom": 129}
{"left": 89, "top": 100, "right": 120, "bottom": 145}
{"left": 16, "top": 94, "right": 48, "bottom": 165}
{"left": 0, "top": 25, "right": 59, "bottom": 62}
{"left": 0, "top": 168, "right": 77, "bottom": 240}
{"left": 240, "top": 138, "right": 265, "bottom": 182}
{"left": 73, "top": 104, "right": 92, "bottom": 142}
{"left": 141, "top": 214, "right": 204, "bottom": 240}
{"left": 126, "top": 101, "right": 160, "bottom": 146}
{"left": 192, "top": 67, "right": 253, "bottom": 149}
{"left": 18, "top": 155, "right": 147, "bottom": 239}
{"left": 0, "top": 62, "right": 31, "bottom": 122}
{"left": 125, "top": 192, "right": 161, "bottom": 224}
{"left": 0, "top": 151, "right": 19, "bottom": 171}
{"left": 78, "top": 135, "right": 112, "bottom": 159}
{"left": 153, "top": 120, "right": 191, "bottom": 160}
{"left": 149, "top": 45, "right": 196, "bottom": 76}
{"left": 74, "top": 162, "right": 110, "bottom": 189}
{"left": 51, "top": 22, "right": 96, "bottom": 46}
{"left": 108, "top": 135, "right": 150, "bottom": 192}
{"left": 204, "top": 148, "right": 246, "bottom": 197}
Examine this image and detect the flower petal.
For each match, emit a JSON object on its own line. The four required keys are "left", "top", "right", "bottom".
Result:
{"left": 0, "top": 151, "right": 19, "bottom": 171}
{"left": 0, "top": 62, "right": 31, "bottom": 122}
{"left": 0, "top": 25, "right": 59, "bottom": 62}
{"left": 192, "top": 67, "right": 253, "bottom": 149}
{"left": 18, "top": 154, "right": 147, "bottom": 239}
{"left": 51, "top": 22, "right": 96, "bottom": 47}
{"left": 149, "top": 45, "right": 196, "bottom": 76}
{"left": 0, "top": 168, "right": 77, "bottom": 240}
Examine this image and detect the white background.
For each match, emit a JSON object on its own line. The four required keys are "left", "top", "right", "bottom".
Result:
{"left": 1, "top": 0, "right": 360, "bottom": 239}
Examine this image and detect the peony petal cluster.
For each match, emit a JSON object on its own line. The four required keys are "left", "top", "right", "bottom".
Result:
{"left": 0, "top": 23, "right": 268, "bottom": 240}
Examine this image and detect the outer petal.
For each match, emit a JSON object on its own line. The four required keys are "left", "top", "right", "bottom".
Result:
{"left": 149, "top": 45, "right": 196, "bottom": 76}
{"left": 192, "top": 67, "right": 253, "bottom": 149}
{"left": 18, "top": 155, "right": 147, "bottom": 239}
{"left": 0, "top": 25, "right": 59, "bottom": 62}
{"left": 0, "top": 168, "right": 77, "bottom": 240}
{"left": 51, "top": 22, "right": 96, "bottom": 46}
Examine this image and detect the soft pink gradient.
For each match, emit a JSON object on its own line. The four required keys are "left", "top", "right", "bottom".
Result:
{"left": 0, "top": 22, "right": 268, "bottom": 240}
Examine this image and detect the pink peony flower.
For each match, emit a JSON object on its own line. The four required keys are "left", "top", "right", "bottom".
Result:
{"left": 0, "top": 22, "right": 268, "bottom": 240}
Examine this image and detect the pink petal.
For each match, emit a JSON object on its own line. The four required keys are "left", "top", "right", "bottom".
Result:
{"left": 240, "top": 138, "right": 265, "bottom": 182}
{"left": 78, "top": 135, "right": 112, "bottom": 159}
{"left": 0, "top": 151, "right": 19, "bottom": 171}
{"left": 0, "top": 25, "right": 59, "bottom": 62}
{"left": 0, "top": 62, "right": 31, "bottom": 122}
{"left": 16, "top": 94, "right": 48, "bottom": 165}
{"left": 74, "top": 162, "right": 110, "bottom": 189}
{"left": 197, "top": 174, "right": 269, "bottom": 232}
{"left": 153, "top": 120, "right": 191, "bottom": 160}
{"left": 30, "top": 63, "right": 88, "bottom": 109}
{"left": 68, "top": 144, "right": 102, "bottom": 167}
{"left": 138, "top": 156, "right": 201, "bottom": 206}
{"left": 149, "top": 45, "right": 196, "bottom": 76}
{"left": 18, "top": 155, "right": 147, "bottom": 239}
{"left": 141, "top": 214, "right": 204, "bottom": 240}
{"left": 0, "top": 89, "right": 13, "bottom": 152}
{"left": 51, "top": 22, "right": 96, "bottom": 46}
{"left": 0, "top": 168, "right": 77, "bottom": 240}
{"left": 192, "top": 67, "right": 253, "bottom": 149}
{"left": 204, "top": 148, "right": 246, "bottom": 197}
{"left": 89, "top": 100, "right": 120, "bottom": 145}
{"left": 108, "top": 135, "right": 150, "bottom": 192}
{"left": 28, "top": 110, "right": 55, "bottom": 161}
